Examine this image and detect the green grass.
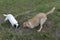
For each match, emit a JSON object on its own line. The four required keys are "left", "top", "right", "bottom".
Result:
{"left": 0, "top": 0, "right": 60, "bottom": 40}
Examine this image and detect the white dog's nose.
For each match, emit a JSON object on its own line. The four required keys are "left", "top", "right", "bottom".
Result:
{"left": 14, "top": 24, "right": 18, "bottom": 28}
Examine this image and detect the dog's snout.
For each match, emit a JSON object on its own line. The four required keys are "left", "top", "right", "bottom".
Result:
{"left": 22, "top": 24, "right": 27, "bottom": 28}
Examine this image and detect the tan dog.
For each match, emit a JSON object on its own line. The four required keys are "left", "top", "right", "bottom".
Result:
{"left": 23, "top": 7, "right": 55, "bottom": 32}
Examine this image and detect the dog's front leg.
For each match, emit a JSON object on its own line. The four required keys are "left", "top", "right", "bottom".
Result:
{"left": 37, "top": 25, "right": 42, "bottom": 32}
{"left": 37, "top": 18, "right": 47, "bottom": 32}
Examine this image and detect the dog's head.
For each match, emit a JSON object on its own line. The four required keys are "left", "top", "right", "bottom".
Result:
{"left": 14, "top": 23, "right": 19, "bottom": 28}
{"left": 23, "top": 21, "right": 30, "bottom": 28}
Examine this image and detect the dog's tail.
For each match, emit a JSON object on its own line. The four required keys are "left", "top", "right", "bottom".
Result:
{"left": 3, "top": 14, "right": 7, "bottom": 16}
{"left": 46, "top": 7, "right": 55, "bottom": 15}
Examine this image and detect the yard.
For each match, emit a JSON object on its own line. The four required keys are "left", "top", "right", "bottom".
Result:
{"left": 0, "top": 0, "right": 60, "bottom": 40}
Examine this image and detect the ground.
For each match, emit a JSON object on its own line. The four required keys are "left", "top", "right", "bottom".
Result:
{"left": 0, "top": 0, "right": 60, "bottom": 40}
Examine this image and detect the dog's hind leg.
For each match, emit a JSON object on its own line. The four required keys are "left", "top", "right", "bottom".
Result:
{"left": 37, "top": 18, "right": 47, "bottom": 32}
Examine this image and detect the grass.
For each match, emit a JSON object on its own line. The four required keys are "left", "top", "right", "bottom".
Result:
{"left": 0, "top": 0, "right": 60, "bottom": 40}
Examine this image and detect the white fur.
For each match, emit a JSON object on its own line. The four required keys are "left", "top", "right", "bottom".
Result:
{"left": 3, "top": 14, "right": 18, "bottom": 28}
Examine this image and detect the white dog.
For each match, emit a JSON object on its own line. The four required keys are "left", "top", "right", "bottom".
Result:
{"left": 3, "top": 14, "right": 19, "bottom": 28}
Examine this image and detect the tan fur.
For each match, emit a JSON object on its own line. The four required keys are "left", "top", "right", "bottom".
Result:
{"left": 23, "top": 7, "right": 55, "bottom": 32}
